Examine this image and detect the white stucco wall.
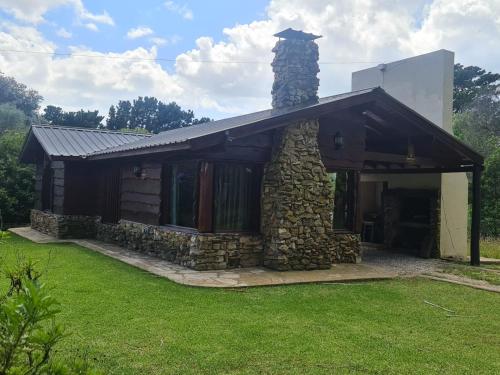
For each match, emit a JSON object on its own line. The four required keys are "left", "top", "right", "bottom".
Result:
{"left": 353, "top": 50, "right": 468, "bottom": 259}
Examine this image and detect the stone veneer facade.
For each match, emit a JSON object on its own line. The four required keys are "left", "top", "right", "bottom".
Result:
{"left": 333, "top": 233, "right": 361, "bottom": 263}
{"left": 261, "top": 120, "right": 336, "bottom": 270}
{"left": 31, "top": 209, "right": 98, "bottom": 239}
{"left": 30, "top": 210, "right": 262, "bottom": 271}
{"left": 261, "top": 30, "right": 360, "bottom": 270}
{"left": 271, "top": 36, "right": 320, "bottom": 109}
{"left": 96, "top": 220, "right": 262, "bottom": 271}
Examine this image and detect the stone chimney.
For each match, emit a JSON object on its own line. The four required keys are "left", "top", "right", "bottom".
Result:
{"left": 261, "top": 29, "right": 342, "bottom": 272}
{"left": 271, "top": 28, "right": 321, "bottom": 109}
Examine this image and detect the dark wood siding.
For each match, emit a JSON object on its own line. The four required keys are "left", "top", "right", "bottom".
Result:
{"left": 319, "top": 115, "right": 366, "bottom": 170}
{"left": 101, "top": 165, "right": 121, "bottom": 223}
{"left": 120, "top": 162, "right": 162, "bottom": 225}
{"left": 41, "top": 163, "right": 53, "bottom": 211}
{"left": 63, "top": 161, "right": 100, "bottom": 216}
{"left": 51, "top": 161, "right": 65, "bottom": 214}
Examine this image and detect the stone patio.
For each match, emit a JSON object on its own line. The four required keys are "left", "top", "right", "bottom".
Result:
{"left": 9, "top": 227, "right": 396, "bottom": 288}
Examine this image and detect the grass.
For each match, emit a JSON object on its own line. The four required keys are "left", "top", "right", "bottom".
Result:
{"left": 1, "top": 235, "right": 500, "bottom": 375}
{"left": 481, "top": 237, "right": 500, "bottom": 259}
{"left": 439, "top": 263, "right": 500, "bottom": 285}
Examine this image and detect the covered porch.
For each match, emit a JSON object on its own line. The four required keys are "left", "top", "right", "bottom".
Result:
{"left": 315, "top": 89, "right": 483, "bottom": 265}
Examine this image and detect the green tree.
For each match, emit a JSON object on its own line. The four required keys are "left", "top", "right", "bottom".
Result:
{"left": 43, "top": 107, "right": 104, "bottom": 128}
{"left": 43, "top": 105, "right": 64, "bottom": 125}
{"left": 453, "top": 64, "right": 499, "bottom": 237}
{"left": 156, "top": 101, "right": 194, "bottom": 132}
{"left": 0, "top": 130, "right": 34, "bottom": 228}
{"left": 453, "top": 94, "right": 499, "bottom": 158}
{"left": 106, "top": 105, "right": 119, "bottom": 130}
{"left": 0, "top": 73, "right": 42, "bottom": 117}
{"left": 481, "top": 148, "right": 500, "bottom": 237}
{"left": 454, "top": 63, "right": 499, "bottom": 113}
{"left": 115, "top": 100, "right": 132, "bottom": 129}
{"left": 0, "top": 103, "right": 27, "bottom": 132}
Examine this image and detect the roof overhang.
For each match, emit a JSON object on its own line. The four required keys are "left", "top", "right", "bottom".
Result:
{"left": 87, "top": 87, "right": 483, "bottom": 167}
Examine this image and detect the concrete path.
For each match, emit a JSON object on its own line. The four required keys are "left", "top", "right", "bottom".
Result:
{"left": 9, "top": 227, "right": 397, "bottom": 288}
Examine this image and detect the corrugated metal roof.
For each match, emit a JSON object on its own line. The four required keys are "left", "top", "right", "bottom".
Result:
{"left": 91, "top": 88, "right": 376, "bottom": 157}
{"left": 30, "top": 125, "right": 150, "bottom": 158}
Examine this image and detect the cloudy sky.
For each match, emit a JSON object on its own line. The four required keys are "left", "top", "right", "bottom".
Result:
{"left": 0, "top": 0, "right": 499, "bottom": 119}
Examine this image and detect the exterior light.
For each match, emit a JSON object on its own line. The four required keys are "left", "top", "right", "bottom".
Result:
{"left": 406, "top": 139, "right": 416, "bottom": 165}
{"left": 133, "top": 165, "right": 143, "bottom": 178}
{"left": 334, "top": 132, "right": 344, "bottom": 150}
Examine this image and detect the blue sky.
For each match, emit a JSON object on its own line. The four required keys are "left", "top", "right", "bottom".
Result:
{"left": 0, "top": 0, "right": 498, "bottom": 120}
{"left": 11, "top": 1, "right": 270, "bottom": 72}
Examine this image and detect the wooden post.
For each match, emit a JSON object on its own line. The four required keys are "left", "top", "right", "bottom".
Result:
{"left": 470, "top": 164, "right": 481, "bottom": 266}
{"left": 198, "top": 161, "right": 214, "bottom": 233}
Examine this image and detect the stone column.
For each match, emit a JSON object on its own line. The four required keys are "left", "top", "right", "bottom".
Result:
{"left": 261, "top": 29, "right": 335, "bottom": 271}
{"left": 261, "top": 120, "right": 334, "bottom": 270}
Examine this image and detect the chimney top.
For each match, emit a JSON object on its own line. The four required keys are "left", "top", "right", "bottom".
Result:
{"left": 273, "top": 28, "right": 322, "bottom": 41}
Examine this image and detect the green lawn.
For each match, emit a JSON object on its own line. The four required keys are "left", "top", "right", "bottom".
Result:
{"left": 1, "top": 235, "right": 500, "bottom": 375}
{"left": 481, "top": 237, "right": 500, "bottom": 259}
{"left": 440, "top": 263, "right": 500, "bottom": 285}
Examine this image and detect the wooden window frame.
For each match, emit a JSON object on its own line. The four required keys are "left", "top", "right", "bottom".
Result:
{"left": 162, "top": 160, "right": 262, "bottom": 234}
{"left": 160, "top": 161, "right": 199, "bottom": 230}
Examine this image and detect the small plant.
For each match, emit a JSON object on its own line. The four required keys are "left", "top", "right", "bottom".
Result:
{"left": 0, "top": 231, "right": 9, "bottom": 242}
{"left": 0, "top": 259, "right": 100, "bottom": 374}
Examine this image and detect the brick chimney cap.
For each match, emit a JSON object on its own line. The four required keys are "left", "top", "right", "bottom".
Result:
{"left": 274, "top": 28, "right": 322, "bottom": 41}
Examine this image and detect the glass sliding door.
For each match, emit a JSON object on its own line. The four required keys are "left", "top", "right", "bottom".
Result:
{"left": 168, "top": 162, "right": 198, "bottom": 228}
{"left": 214, "top": 163, "right": 261, "bottom": 232}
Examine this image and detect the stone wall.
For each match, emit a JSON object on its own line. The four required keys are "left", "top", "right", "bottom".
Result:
{"left": 332, "top": 233, "right": 361, "bottom": 263}
{"left": 271, "top": 38, "right": 320, "bottom": 109}
{"left": 30, "top": 209, "right": 98, "bottom": 239}
{"left": 261, "top": 120, "right": 336, "bottom": 270}
{"left": 96, "top": 220, "right": 263, "bottom": 271}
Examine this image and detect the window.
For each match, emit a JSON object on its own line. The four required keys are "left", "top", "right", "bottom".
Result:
{"left": 331, "top": 170, "right": 357, "bottom": 231}
{"left": 213, "top": 163, "right": 261, "bottom": 232}
{"left": 164, "top": 162, "right": 198, "bottom": 228}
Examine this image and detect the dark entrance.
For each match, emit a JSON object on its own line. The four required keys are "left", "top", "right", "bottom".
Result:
{"left": 383, "top": 189, "right": 439, "bottom": 258}
{"left": 101, "top": 166, "right": 121, "bottom": 223}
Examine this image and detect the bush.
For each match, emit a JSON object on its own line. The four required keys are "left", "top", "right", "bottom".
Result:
{"left": 0, "top": 130, "right": 34, "bottom": 229}
{"left": 0, "top": 258, "right": 100, "bottom": 374}
{"left": 481, "top": 148, "right": 500, "bottom": 237}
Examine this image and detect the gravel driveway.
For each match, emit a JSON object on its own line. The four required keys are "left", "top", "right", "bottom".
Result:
{"left": 361, "top": 247, "right": 446, "bottom": 277}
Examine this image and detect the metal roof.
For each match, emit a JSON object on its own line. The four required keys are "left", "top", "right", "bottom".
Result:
{"left": 91, "top": 89, "right": 376, "bottom": 158}
{"left": 19, "top": 87, "right": 483, "bottom": 166}
{"left": 22, "top": 125, "right": 150, "bottom": 160}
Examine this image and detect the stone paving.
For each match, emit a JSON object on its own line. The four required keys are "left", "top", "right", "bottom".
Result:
{"left": 9, "top": 227, "right": 397, "bottom": 288}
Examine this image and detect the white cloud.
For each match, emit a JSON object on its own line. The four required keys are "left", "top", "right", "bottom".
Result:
{"left": 73, "top": 1, "right": 113, "bottom": 26}
{"left": 401, "top": 0, "right": 500, "bottom": 68}
{"left": 149, "top": 35, "right": 181, "bottom": 46}
{"left": 164, "top": 1, "right": 193, "bottom": 20}
{"left": 0, "top": 0, "right": 499, "bottom": 120}
{"left": 56, "top": 27, "right": 72, "bottom": 38}
{"left": 84, "top": 22, "right": 98, "bottom": 32}
{"left": 126, "top": 26, "right": 154, "bottom": 40}
{"left": 0, "top": 22, "right": 182, "bottom": 115}
{"left": 0, "top": 0, "right": 114, "bottom": 26}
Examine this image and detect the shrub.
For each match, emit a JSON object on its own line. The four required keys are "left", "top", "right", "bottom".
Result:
{"left": 0, "top": 258, "right": 100, "bottom": 374}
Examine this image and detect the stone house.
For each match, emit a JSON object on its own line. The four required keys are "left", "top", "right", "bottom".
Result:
{"left": 20, "top": 29, "right": 484, "bottom": 270}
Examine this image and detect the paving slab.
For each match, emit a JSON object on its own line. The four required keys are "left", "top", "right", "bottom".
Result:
{"left": 8, "top": 227, "right": 397, "bottom": 288}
